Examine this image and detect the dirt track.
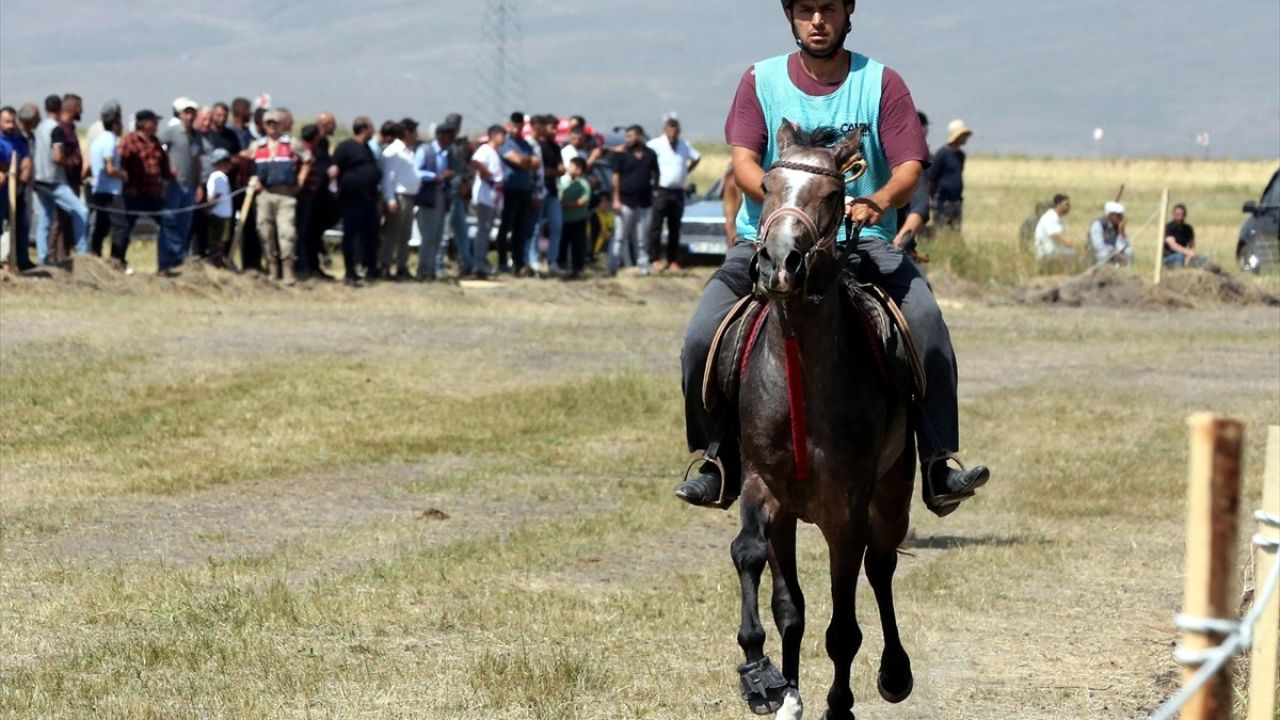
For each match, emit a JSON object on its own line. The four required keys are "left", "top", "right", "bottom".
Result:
{"left": 2, "top": 264, "right": 1278, "bottom": 719}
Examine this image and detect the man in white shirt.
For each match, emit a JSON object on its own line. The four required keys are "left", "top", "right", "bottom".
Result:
{"left": 379, "top": 119, "right": 422, "bottom": 280}
{"left": 646, "top": 117, "right": 701, "bottom": 271}
{"left": 467, "top": 125, "right": 507, "bottom": 279}
{"left": 1033, "top": 193, "right": 1074, "bottom": 260}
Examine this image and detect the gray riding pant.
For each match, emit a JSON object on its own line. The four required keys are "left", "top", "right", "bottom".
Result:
{"left": 680, "top": 239, "right": 960, "bottom": 471}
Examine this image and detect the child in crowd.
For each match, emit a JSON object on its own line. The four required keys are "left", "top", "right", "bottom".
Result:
{"left": 558, "top": 157, "right": 592, "bottom": 278}
{"left": 206, "top": 149, "right": 235, "bottom": 268}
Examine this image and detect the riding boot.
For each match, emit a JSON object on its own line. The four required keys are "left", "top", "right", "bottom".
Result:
{"left": 922, "top": 458, "right": 990, "bottom": 517}
{"left": 675, "top": 439, "right": 741, "bottom": 509}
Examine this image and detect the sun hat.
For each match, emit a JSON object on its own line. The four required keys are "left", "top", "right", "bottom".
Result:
{"left": 263, "top": 109, "right": 283, "bottom": 124}
{"left": 172, "top": 97, "right": 199, "bottom": 113}
{"left": 946, "top": 119, "right": 973, "bottom": 144}
{"left": 210, "top": 148, "right": 232, "bottom": 164}
{"left": 1105, "top": 201, "right": 1125, "bottom": 216}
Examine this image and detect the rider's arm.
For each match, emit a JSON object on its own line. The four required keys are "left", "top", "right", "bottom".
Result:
{"left": 847, "top": 161, "right": 922, "bottom": 226}
{"left": 722, "top": 171, "right": 743, "bottom": 246}
{"left": 730, "top": 146, "right": 765, "bottom": 205}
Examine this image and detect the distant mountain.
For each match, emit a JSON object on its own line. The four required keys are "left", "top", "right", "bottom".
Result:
{"left": 2, "top": 0, "right": 1277, "bottom": 158}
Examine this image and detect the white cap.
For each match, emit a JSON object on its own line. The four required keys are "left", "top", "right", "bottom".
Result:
{"left": 1105, "top": 201, "right": 1125, "bottom": 215}
{"left": 172, "top": 97, "right": 199, "bottom": 112}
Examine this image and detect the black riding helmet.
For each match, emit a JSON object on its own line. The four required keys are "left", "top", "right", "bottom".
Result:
{"left": 780, "top": 0, "right": 855, "bottom": 9}
{"left": 781, "top": 0, "right": 856, "bottom": 58}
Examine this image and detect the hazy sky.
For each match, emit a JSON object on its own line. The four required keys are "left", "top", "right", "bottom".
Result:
{"left": 2, "top": 0, "right": 1278, "bottom": 158}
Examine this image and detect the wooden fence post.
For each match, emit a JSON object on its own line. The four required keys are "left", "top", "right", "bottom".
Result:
{"left": 1181, "top": 413, "right": 1244, "bottom": 720}
{"left": 1247, "top": 425, "right": 1279, "bottom": 720}
{"left": 1153, "top": 188, "right": 1169, "bottom": 285}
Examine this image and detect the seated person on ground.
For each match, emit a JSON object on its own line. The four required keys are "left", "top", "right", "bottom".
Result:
{"left": 1162, "top": 203, "right": 1202, "bottom": 268}
{"left": 1033, "top": 193, "right": 1075, "bottom": 260}
{"left": 1088, "top": 201, "right": 1132, "bottom": 266}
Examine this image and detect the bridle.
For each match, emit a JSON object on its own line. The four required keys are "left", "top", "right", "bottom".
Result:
{"left": 753, "top": 158, "right": 879, "bottom": 300}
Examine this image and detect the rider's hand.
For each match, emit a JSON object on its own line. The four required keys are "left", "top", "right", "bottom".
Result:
{"left": 846, "top": 198, "right": 882, "bottom": 228}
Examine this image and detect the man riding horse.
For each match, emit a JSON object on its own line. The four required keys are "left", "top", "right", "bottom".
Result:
{"left": 677, "top": 0, "right": 989, "bottom": 515}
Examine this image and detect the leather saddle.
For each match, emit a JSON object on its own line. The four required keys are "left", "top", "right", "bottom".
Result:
{"left": 702, "top": 279, "right": 927, "bottom": 414}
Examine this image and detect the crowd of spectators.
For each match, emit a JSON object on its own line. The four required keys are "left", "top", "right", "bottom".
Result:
{"left": 0, "top": 94, "right": 705, "bottom": 286}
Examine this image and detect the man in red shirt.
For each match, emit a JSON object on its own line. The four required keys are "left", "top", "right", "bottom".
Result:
{"left": 116, "top": 109, "right": 171, "bottom": 271}
{"left": 676, "top": 0, "right": 988, "bottom": 516}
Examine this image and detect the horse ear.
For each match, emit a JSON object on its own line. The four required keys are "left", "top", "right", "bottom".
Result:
{"left": 833, "top": 126, "right": 867, "bottom": 180}
{"left": 776, "top": 118, "right": 798, "bottom": 155}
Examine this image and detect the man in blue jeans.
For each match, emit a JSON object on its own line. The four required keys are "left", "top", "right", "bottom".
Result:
{"left": 1, "top": 106, "right": 37, "bottom": 271}
{"left": 32, "top": 95, "right": 88, "bottom": 264}
{"left": 157, "top": 98, "right": 202, "bottom": 273}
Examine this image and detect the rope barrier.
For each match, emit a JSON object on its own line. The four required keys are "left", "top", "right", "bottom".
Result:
{"left": 82, "top": 185, "right": 252, "bottom": 217}
{"left": 1148, "top": 510, "right": 1280, "bottom": 720}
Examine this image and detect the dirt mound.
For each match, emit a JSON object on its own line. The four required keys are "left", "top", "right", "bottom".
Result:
{"left": 2, "top": 255, "right": 288, "bottom": 298}
{"left": 1019, "top": 266, "right": 1280, "bottom": 309}
{"left": 922, "top": 266, "right": 992, "bottom": 301}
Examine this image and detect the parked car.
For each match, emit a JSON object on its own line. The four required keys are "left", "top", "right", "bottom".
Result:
{"left": 1238, "top": 168, "right": 1280, "bottom": 273}
{"left": 665, "top": 175, "right": 731, "bottom": 263}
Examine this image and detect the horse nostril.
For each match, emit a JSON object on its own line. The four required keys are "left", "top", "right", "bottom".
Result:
{"left": 784, "top": 250, "right": 803, "bottom": 275}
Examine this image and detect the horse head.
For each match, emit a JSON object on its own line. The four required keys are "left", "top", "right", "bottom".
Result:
{"left": 755, "top": 119, "right": 865, "bottom": 298}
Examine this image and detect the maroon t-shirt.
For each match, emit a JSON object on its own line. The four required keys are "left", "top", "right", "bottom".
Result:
{"left": 724, "top": 52, "right": 928, "bottom": 170}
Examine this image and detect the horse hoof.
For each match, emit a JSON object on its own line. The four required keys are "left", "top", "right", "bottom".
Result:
{"left": 877, "top": 668, "right": 914, "bottom": 704}
{"left": 739, "top": 657, "right": 789, "bottom": 715}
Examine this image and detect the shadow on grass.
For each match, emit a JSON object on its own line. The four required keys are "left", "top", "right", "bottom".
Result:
{"left": 903, "top": 532, "right": 1049, "bottom": 550}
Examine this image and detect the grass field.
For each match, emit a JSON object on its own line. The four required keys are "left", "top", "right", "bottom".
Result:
{"left": 2, "top": 156, "right": 1279, "bottom": 719}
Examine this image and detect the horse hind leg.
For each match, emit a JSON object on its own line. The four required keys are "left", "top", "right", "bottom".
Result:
{"left": 768, "top": 512, "right": 804, "bottom": 719}
{"left": 732, "top": 477, "right": 788, "bottom": 715}
{"left": 866, "top": 447, "right": 916, "bottom": 704}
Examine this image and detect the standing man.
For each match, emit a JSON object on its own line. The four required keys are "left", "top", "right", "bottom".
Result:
{"left": 330, "top": 116, "right": 382, "bottom": 285}
{"left": 87, "top": 108, "right": 128, "bottom": 258}
{"left": 157, "top": 98, "right": 202, "bottom": 273}
{"left": 1088, "top": 201, "right": 1132, "bottom": 266}
{"left": 646, "top": 117, "right": 701, "bottom": 272}
{"left": 533, "top": 115, "right": 566, "bottom": 274}
{"left": 441, "top": 113, "right": 472, "bottom": 275}
{"left": 676, "top": 0, "right": 988, "bottom": 519}
{"left": 414, "top": 120, "right": 456, "bottom": 281}
{"left": 609, "top": 124, "right": 659, "bottom": 276}
{"left": 1033, "top": 193, "right": 1075, "bottom": 260}
{"left": 53, "top": 93, "right": 86, "bottom": 262}
{"left": 927, "top": 118, "right": 971, "bottom": 231}
{"left": 1162, "top": 203, "right": 1199, "bottom": 267}
{"left": 377, "top": 119, "right": 420, "bottom": 280}
{"left": 494, "top": 112, "right": 539, "bottom": 275}
{"left": 297, "top": 111, "right": 338, "bottom": 279}
{"left": 468, "top": 125, "right": 508, "bottom": 279}
{"left": 229, "top": 98, "right": 255, "bottom": 150}
{"left": 0, "top": 106, "right": 37, "bottom": 272}
{"left": 31, "top": 94, "right": 89, "bottom": 264}
{"left": 249, "top": 109, "right": 312, "bottom": 283}
{"left": 116, "top": 109, "right": 171, "bottom": 272}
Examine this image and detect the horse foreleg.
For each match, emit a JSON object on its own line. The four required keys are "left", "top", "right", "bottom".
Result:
{"left": 867, "top": 450, "right": 915, "bottom": 704}
{"left": 732, "top": 476, "right": 787, "bottom": 715}
{"left": 821, "top": 527, "right": 866, "bottom": 720}
{"left": 768, "top": 512, "right": 805, "bottom": 719}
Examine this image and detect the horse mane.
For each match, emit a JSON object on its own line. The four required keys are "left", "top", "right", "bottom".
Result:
{"left": 789, "top": 125, "right": 843, "bottom": 149}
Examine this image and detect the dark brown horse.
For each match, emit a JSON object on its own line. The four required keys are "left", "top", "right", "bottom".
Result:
{"left": 723, "top": 120, "right": 916, "bottom": 720}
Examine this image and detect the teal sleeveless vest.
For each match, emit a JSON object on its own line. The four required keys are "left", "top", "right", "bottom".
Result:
{"left": 735, "top": 52, "right": 896, "bottom": 244}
